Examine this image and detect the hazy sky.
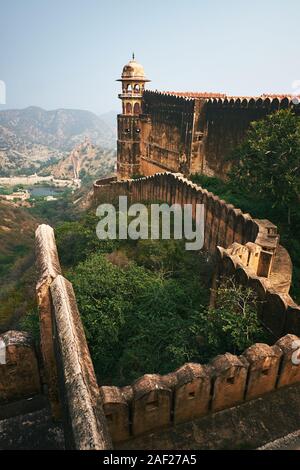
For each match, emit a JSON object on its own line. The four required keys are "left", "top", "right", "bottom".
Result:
{"left": 0, "top": 0, "right": 299, "bottom": 115}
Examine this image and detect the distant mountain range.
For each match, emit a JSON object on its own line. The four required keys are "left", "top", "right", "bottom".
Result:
{"left": 0, "top": 106, "right": 117, "bottom": 177}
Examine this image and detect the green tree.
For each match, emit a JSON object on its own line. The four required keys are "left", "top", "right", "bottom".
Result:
{"left": 55, "top": 212, "right": 118, "bottom": 267}
{"left": 194, "top": 277, "right": 269, "bottom": 360}
{"left": 230, "top": 109, "right": 300, "bottom": 224}
{"left": 66, "top": 249, "right": 267, "bottom": 385}
{"left": 68, "top": 252, "right": 205, "bottom": 385}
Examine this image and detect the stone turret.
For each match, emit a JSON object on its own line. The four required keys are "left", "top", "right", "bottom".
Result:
{"left": 117, "top": 55, "right": 150, "bottom": 179}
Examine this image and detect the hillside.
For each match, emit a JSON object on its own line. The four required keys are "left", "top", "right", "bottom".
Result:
{"left": 0, "top": 201, "right": 40, "bottom": 330}
{"left": 0, "top": 107, "right": 116, "bottom": 176}
{"left": 48, "top": 138, "right": 116, "bottom": 180}
{"left": 0, "top": 185, "right": 85, "bottom": 331}
{"left": 99, "top": 111, "right": 117, "bottom": 135}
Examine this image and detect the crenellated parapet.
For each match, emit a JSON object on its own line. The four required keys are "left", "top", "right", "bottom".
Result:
{"left": 145, "top": 90, "right": 298, "bottom": 110}
{"left": 99, "top": 334, "right": 300, "bottom": 445}
{"left": 124, "top": 90, "right": 300, "bottom": 179}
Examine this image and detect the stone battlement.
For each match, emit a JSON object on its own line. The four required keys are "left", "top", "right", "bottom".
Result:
{"left": 117, "top": 88, "right": 299, "bottom": 179}
{"left": 100, "top": 334, "right": 300, "bottom": 444}
{"left": 0, "top": 331, "right": 41, "bottom": 405}
{"left": 1, "top": 172, "right": 300, "bottom": 449}
{"left": 146, "top": 89, "right": 297, "bottom": 107}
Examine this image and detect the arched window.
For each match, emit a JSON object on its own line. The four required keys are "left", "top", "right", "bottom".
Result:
{"left": 126, "top": 102, "right": 132, "bottom": 114}
{"left": 134, "top": 84, "right": 140, "bottom": 92}
{"left": 133, "top": 102, "right": 140, "bottom": 115}
{"left": 126, "top": 84, "right": 132, "bottom": 92}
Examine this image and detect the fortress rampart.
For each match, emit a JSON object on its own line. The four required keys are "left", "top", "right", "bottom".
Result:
{"left": 37, "top": 215, "right": 300, "bottom": 448}
{"left": 94, "top": 171, "right": 297, "bottom": 335}
{"left": 33, "top": 217, "right": 300, "bottom": 448}
{"left": 34, "top": 225, "right": 112, "bottom": 450}
{"left": 1, "top": 173, "right": 300, "bottom": 449}
{"left": 91, "top": 172, "right": 300, "bottom": 446}
{"left": 118, "top": 90, "right": 299, "bottom": 179}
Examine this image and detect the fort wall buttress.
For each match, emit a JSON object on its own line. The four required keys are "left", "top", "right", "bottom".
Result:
{"left": 202, "top": 103, "right": 271, "bottom": 177}
{"left": 141, "top": 92, "right": 195, "bottom": 176}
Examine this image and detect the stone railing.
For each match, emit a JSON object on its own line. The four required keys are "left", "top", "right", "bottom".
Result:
{"left": 35, "top": 225, "right": 112, "bottom": 450}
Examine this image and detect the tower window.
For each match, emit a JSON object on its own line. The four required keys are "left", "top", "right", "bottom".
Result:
{"left": 133, "top": 102, "right": 140, "bottom": 115}
{"left": 126, "top": 103, "right": 132, "bottom": 114}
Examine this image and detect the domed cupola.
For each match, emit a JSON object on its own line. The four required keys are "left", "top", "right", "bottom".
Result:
{"left": 121, "top": 58, "right": 147, "bottom": 81}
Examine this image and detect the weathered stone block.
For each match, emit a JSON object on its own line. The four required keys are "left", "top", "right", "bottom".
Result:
{"left": 0, "top": 331, "right": 41, "bottom": 404}
{"left": 246, "top": 242, "right": 261, "bottom": 274}
{"left": 132, "top": 374, "right": 172, "bottom": 436}
{"left": 243, "top": 343, "right": 282, "bottom": 400}
{"left": 173, "top": 363, "right": 211, "bottom": 424}
{"left": 276, "top": 334, "right": 300, "bottom": 388}
{"left": 211, "top": 353, "right": 248, "bottom": 411}
{"left": 100, "top": 386, "right": 130, "bottom": 443}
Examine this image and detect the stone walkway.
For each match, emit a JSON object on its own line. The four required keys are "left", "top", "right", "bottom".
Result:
{"left": 0, "top": 397, "right": 64, "bottom": 450}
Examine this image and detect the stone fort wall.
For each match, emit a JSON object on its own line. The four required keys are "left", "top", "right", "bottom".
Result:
{"left": 94, "top": 172, "right": 299, "bottom": 340}
{"left": 33, "top": 219, "right": 300, "bottom": 447}
{"left": 92, "top": 172, "right": 300, "bottom": 445}
{"left": 135, "top": 92, "right": 299, "bottom": 179}
{"left": 1, "top": 172, "right": 300, "bottom": 449}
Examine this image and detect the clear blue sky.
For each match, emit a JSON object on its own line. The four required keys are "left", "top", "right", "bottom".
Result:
{"left": 0, "top": 0, "right": 299, "bottom": 115}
